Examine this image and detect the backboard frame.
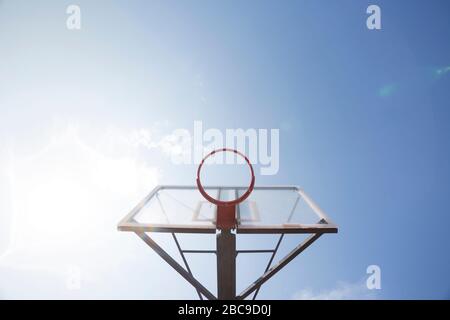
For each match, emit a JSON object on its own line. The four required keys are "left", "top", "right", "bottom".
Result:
{"left": 117, "top": 185, "right": 338, "bottom": 235}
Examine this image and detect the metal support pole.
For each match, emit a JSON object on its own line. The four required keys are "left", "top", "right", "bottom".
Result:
{"left": 237, "top": 233, "right": 322, "bottom": 300}
{"left": 216, "top": 229, "right": 236, "bottom": 299}
{"left": 135, "top": 232, "right": 216, "bottom": 300}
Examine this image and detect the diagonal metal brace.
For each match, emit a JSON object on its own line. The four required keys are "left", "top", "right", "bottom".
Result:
{"left": 237, "top": 233, "right": 322, "bottom": 300}
{"left": 135, "top": 232, "right": 216, "bottom": 300}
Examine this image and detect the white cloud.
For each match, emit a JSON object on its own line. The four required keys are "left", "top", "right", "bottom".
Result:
{"left": 96, "top": 121, "right": 190, "bottom": 162}
{"left": 293, "top": 280, "right": 378, "bottom": 300}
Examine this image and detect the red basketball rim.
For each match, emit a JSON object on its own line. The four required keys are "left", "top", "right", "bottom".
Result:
{"left": 196, "top": 148, "right": 255, "bottom": 207}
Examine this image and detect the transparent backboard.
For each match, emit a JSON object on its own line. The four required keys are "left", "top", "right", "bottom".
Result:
{"left": 118, "top": 185, "right": 337, "bottom": 234}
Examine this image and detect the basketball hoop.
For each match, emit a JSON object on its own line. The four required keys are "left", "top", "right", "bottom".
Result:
{"left": 196, "top": 148, "right": 255, "bottom": 229}
{"left": 119, "top": 150, "right": 338, "bottom": 300}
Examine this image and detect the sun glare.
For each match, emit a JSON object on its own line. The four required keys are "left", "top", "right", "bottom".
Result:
{"left": 4, "top": 125, "right": 159, "bottom": 258}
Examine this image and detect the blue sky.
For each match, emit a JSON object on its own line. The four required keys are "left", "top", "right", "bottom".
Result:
{"left": 0, "top": 0, "right": 450, "bottom": 299}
